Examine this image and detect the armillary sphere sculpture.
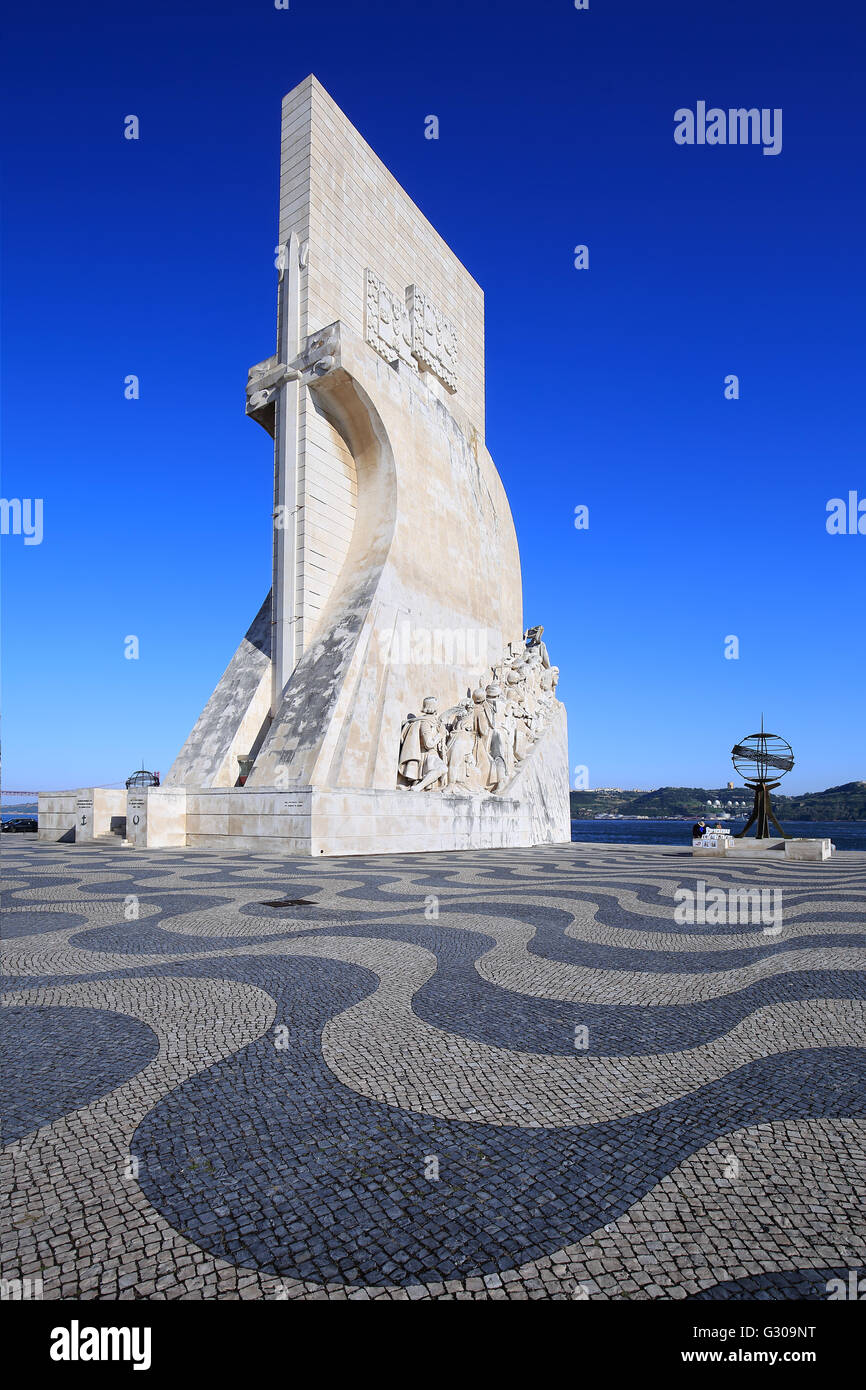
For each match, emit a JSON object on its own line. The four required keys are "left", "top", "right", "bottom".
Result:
{"left": 731, "top": 718, "right": 794, "bottom": 839}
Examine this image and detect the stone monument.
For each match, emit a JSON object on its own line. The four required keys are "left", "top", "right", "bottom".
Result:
{"left": 40, "top": 75, "right": 570, "bottom": 856}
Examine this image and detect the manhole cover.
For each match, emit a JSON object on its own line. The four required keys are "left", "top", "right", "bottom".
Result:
{"left": 261, "top": 898, "right": 315, "bottom": 908}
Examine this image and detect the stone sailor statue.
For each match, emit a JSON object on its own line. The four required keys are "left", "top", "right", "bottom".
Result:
{"left": 445, "top": 702, "right": 480, "bottom": 792}
{"left": 524, "top": 625, "right": 551, "bottom": 668}
{"left": 399, "top": 695, "right": 447, "bottom": 791}
{"left": 397, "top": 631, "right": 561, "bottom": 797}
{"left": 484, "top": 683, "right": 510, "bottom": 791}
{"left": 397, "top": 712, "right": 423, "bottom": 784}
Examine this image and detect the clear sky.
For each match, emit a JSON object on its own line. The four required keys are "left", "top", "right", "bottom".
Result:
{"left": 2, "top": 0, "right": 864, "bottom": 795}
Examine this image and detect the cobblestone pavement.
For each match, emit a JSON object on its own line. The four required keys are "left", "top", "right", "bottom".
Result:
{"left": 2, "top": 837, "right": 864, "bottom": 1300}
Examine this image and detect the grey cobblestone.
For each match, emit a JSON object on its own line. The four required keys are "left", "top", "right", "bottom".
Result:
{"left": 2, "top": 839, "right": 864, "bottom": 1300}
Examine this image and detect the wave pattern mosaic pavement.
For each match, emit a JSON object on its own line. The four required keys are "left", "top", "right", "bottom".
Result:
{"left": 2, "top": 838, "right": 865, "bottom": 1300}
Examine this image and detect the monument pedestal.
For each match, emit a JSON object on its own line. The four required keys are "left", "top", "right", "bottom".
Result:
{"left": 126, "top": 788, "right": 187, "bottom": 849}
{"left": 693, "top": 835, "right": 833, "bottom": 861}
{"left": 181, "top": 701, "right": 568, "bottom": 855}
{"left": 183, "top": 784, "right": 566, "bottom": 857}
{"left": 783, "top": 837, "right": 834, "bottom": 861}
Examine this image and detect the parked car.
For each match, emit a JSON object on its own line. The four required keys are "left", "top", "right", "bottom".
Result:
{"left": 1, "top": 817, "right": 38, "bottom": 833}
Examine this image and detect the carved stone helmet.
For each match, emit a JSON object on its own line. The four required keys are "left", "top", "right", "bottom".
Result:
{"left": 472, "top": 687, "right": 486, "bottom": 703}
{"left": 421, "top": 695, "right": 438, "bottom": 714}
{"left": 485, "top": 683, "right": 501, "bottom": 699}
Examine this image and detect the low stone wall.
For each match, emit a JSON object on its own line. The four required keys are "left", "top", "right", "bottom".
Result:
{"left": 38, "top": 788, "right": 128, "bottom": 843}
{"left": 76, "top": 789, "right": 127, "bottom": 842}
{"left": 184, "top": 786, "right": 535, "bottom": 856}
{"left": 185, "top": 788, "right": 313, "bottom": 853}
{"left": 37, "top": 791, "right": 79, "bottom": 842}
{"left": 126, "top": 788, "right": 187, "bottom": 849}
{"left": 785, "top": 838, "right": 833, "bottom": 861}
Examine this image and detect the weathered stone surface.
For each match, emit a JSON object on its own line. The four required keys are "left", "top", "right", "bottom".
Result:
{"left": 126, "top": 788, "right": 187, "bottom": 849}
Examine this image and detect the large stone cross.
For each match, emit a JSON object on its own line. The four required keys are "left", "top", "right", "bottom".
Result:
{"left": 245, "top": 234, "right": 338, "bottom": 716}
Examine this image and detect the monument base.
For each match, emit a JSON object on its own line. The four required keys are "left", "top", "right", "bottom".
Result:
{"left": 693, "top": 835, "right": 833, "bottom": 861}
{"left": 38, "top": 783, "right": 570, "bottom": 857}
{"left": 187, "top": 782, "right": 569, "bottom": 856}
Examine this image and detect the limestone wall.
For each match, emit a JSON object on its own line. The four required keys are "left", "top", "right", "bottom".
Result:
{"left": 37, "top": 791, "right": 78, "bottom": 842}
{"left": 297, "top": 394, "right": 357, "bottom": 652}
{"left": 37, "top": 788, "right": 128, "bottom": 842}
{"left": 186, "top": 788, "right": 313, "bottom": 853}
{"left": 244, "top": 322, "right": 524, "bottom": 793}
{"left": 126, "top": 788, "right": 187, "bottom": 849}
{"left": 281, "top": 76, "right": 486, "bottom": 440}
{"left": 279, "top": 77, "right": 487, "bottom": 665}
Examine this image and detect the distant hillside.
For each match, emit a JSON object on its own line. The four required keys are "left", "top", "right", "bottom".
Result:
{"left": 570, "top": 782, "right": 866, "bottom": 821}
{"left": 772, "top": 781, "right": 866, "bottom": 822}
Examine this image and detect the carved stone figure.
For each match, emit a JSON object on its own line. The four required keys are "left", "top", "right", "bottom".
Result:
{"left": 398, "top": 695, "right": 447, "bottom": 791}
{"left": 397, "top": 633, "right": 560, "bottom": 795}
{"left": 523, "top": 653, "right": 544, "bottom": 716}
{"left": 397, "top": 712, "right": 421, "bottom": 784}
{"left": 445, "top": 707, "right": 479, "bottom": 792}
{"left": 509, "top": 688, "right": 535, "bottom": 761}
{"left": 524, "top": 625, "right": 550, "bottom": 668}
{"left": 484, "top": 684, "right": 511, "bottom": 791}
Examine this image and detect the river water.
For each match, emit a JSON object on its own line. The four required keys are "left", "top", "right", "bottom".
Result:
{"left": 571, "top": 819, "right": 866, "bottom": 852}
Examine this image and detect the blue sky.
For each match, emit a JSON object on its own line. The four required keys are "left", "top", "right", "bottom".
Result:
{"left": 2, "top": 0, "right": 864, "bottom": 795}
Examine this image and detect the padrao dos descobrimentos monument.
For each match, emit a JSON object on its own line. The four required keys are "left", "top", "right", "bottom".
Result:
{"left": 39, "top": 76, "right": 570, "bottom": 856}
